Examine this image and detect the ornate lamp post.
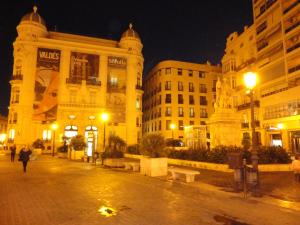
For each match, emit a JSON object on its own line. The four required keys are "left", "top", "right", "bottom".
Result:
{"left": 243, "top": 71, "right": 259, "bottom": 190}
{"left": 101, "top": 113, "right": 109, "bottom": 152}
{"left": 51, "top": 123, "right": 58, "bottom": 157}
{"left": 170, "top": 123, "right": 176, "bottom": 150}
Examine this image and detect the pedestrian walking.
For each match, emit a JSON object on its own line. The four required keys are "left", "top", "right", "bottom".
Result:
{"left": 291, "top": 155, "right": 300, "bottom": 182}
{"left": 10, "top": 144, "right": 16, "bottom": 162}
{"left": 19, "top": 146, "right": 32, "bottom": 173}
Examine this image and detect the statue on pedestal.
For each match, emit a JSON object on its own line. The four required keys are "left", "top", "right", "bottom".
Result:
{"left": 214, "top": 77, "right": 233, "bottom": 110}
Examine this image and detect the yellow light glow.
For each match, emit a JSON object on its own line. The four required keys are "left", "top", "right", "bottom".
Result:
{"left": 244, "top": 71, "right": 257, "bottom": 89}
{"left": 51, "top": 123, "right": 58, "bottom": 130}
{"left": 0, "top": 134, "right": 6, "bottom": 142}
{"left": 98, "top": 206, "right": 117, "bottom": 217}
{"left": 277, "top": 123, "right": 284, "bottom": 130}
{"left": 170, "top": 123, "right": 176, "bottom": 130}
{"left": 101, "top": 113, "right": 109, "bottom": 122}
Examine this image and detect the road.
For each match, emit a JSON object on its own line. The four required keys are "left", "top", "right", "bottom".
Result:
{"left": 0, "top": 155, "right": 299, "bottom": 225}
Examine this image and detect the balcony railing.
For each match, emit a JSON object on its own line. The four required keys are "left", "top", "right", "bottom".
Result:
{"left": 66, "top": 78, "right": 82, "bottom": 85}
{"left": 86, "top": 79, "right": 101, "bottom": 86}
{"left": 237, "top": 100, "right": 260, "bottom": 111}
{"left": 11, "top": 74, "right": 23, "bottom": 81}
{"left": 288, "top": 64, "right": 300, "bottom": 73}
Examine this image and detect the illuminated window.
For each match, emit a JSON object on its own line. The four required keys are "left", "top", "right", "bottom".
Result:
{"left": 9, "top": 129, "right": 15, "bottom": 140}
{"left": 188, "top": 70, "right": 193, "bottom": 77}
{"left": 136, "top": 98, "right": 141, "bottom": 109}
{"left": 43, "top": 130, "right": 52, "bottom": 141}
{"left": 110, "top": 77, "right": 118, "bottom": 87}
{"left": 64, "top": 125, "right": 78, "bottom": 138}
{"left": 177, "top": 68, "right": 182, "bottom": 75}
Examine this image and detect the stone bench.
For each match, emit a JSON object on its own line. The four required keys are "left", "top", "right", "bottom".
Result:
{"left": 168, "top": 167, "right": 200, "bottom": 183}
{"left": 124, "top": 162, "right": 140, "bottom": 172}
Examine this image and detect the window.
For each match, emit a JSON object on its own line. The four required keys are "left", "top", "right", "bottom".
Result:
{"left": 166, "top": 120, "right": 171, "bottom": 130}
{"left": 43, "top": 130, "right": 52, "bottom": 141}
{"left": 158, "top": 108, "right": 161, "bottom": 117}
{"left": 178, "top": 81, "right": 183, "bottom": 91}
{"left": 179, "top": 120, "right": 184, "bottom": 130}
{"left": 200, "top": 84, "right": 207, "bottom": 93}
{"left": 158, "top": 82, "right": 161, "bottom": 92}
{"left": 178, "top": 107, "right": 184, "bottom": 117}
{"left": 178, "top": 94, "right": 184, "bottom": 104}
{"left": 200, "top": 108, "right": 208, "bottom": 118}
{"left": 188, "top": 70, "right": 193, "bottom": 77}
{"left": 177, "top": 68, "right": 182, "bottom": 75}
{"left": 200, "top": 121, "right": 206, "bottom": 125}
{"left": 11, "top": 87, "right": 20, "bottom": 104}
{"left": 15, "top": 59, "right": 22, "bottom": 75}
{"left": 110, "top": 77, "right": 118, "bottom": 87}
{"left": 212, "top": 80, "right": 217, "bottom": 92}
{"left": 136, "top": 117, "right": 140, "bottom": 127}
{"left": 165, "top": 81, "right": 171, "bottom": 90}
{"left": 189, "top": 83, "right": 194, "bottom": 92}
{"left": 159, "top": 120, "right": 161, "bottom": 130}
{"left": 199, "top": 71, "right": 205, "bottom": 78}
{"left": 200, "top": 96, "right": 207, "bottom": 105}
{"left": 189, "top": 95, "right": 194, "bottom": 105}
{"left": 13, "top": 113, "right": 18, "bottom": 123}
{"left": 189, "top": 107, "right": 195, "bottom": 117}
{"left": 136, "top": 97, "right": 141, "bottom": 110}
{"left": 8, "top": 129, "right": 15, "bottom": 140}
{"left": 190, "top": 121, "right": 194, "bottom": 125}
{"left": 158, "top": 95, "right": 161, "bottom": 105}
{"left": 232, "top": 77, "right": 236, "bottom": 88}
{"left": 165, "top": 107, "right": 172, "bottom": 116}
{"left": 165, "top": 94, "right": 171, "bottom": 103}
{"left": 166, "top": 68, "right": 171, "bottom": 74}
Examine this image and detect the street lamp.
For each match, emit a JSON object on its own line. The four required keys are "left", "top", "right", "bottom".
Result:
{"left": 170, "top": 123, "right": 176, "bottom": 149}
{"left": 51, "top": 123, "right": 58, "bottom": 157}
{"left": 243, "top": 71, "right": 259, "bottom": 190}
{"left": 101, "top": 113, "right": 109, "bottom": 152}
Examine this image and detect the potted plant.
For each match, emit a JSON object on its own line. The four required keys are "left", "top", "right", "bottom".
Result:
{"left": 32, "top": 139, "right": 45, "bottom": 155}
{"left": 70, "top": 135, "right": 86, "bottom": 160}
{"left": 139, "top": 133, "right": 168, "bottom": 177}
{"left": 57, "top": 139, "right": 68, "bottom": 158}
{"left": 103, "top": 135, "right": 126, "bottom": 167}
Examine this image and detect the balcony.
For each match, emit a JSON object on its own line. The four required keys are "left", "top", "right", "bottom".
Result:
{"left": 287, "top": 42, "right": 300, "bottom": 53}
{"left": 241, "top": 122, "right": 249, "bottom": 129}
{"left": 256, "top": 0, "right": 277, "bottom": 19}
{"left": 257, "top": 41, "right": 269, "bottom": 51}
{"left": 285, "top": 21, "right": 300, "bottom": 34}
{"left": 66, "top": 78, "right": 82, "bottom": 85}
{"left": 284, "top": 0, "right": 300, "bottom": 14}
{"left": 212, "top": 87, "right": 216, "bottom": 92}
{"left": 11, "top": 74, "right": 23, "bottom": 81}
{"left": 200, "top": 113, "right": 208, "bottom": 118}
{"left": 241, "top": 121, "right": 260, "bottom": 128}
{"left": 288, "top": 64, "right": 300, "bottom": 73}
{"left": 237, "top": 100, "right": 260, "bottom": 111}
{"left": 86, "top": 79, "right": 101, "bottom": 86}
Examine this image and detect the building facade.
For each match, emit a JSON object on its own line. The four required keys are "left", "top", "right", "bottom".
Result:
{"left": 7, "top": 7, "right": 144, "bottom": 153}
{"left": 222, "top": 0, "right": 300, "bottom": 153}
{"left": 0, "top": 114, "right": 7, "bottom": 149}
{"left": 143, "top": 60, "right": 221, "bottom": 144}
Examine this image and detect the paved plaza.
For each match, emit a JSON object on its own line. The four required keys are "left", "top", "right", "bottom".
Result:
{"left": 0, "top": 155, "right": 300, "bottom": 225}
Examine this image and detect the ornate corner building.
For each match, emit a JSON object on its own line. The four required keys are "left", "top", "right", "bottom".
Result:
{"left": 7, "top": 7, "right": 143, "bottom": 152}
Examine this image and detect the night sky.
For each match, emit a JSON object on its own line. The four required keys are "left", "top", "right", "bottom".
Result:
{"left": 0, "top": 0, "right": 253, "bottom": 116}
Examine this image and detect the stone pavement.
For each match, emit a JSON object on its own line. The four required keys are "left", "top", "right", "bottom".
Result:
{"left": 0, "top": 155, "right": 300, "bottom": 225}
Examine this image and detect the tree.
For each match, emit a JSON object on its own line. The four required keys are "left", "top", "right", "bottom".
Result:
{"left": 70, "top": 135, "right": 86, "bottom": 150}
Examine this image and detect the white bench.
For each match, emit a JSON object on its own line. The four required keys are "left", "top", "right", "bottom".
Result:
{"left": 124, "top": 162, "right": 140, "bottom": 172}
{"left": 168, "top": 167, "right": 200, "bottom": 183}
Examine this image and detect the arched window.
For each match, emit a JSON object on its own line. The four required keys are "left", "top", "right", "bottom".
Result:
{"left": 64, "top": 125, "right": 78, "bottom": 138}
{"left": 15, "top": 59, "right": 22, "bottom": 75}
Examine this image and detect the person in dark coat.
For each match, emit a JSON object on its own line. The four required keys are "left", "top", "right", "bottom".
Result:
{"left": 19, "top": 146, "right": 32, "bottom": 173}
{"left": 10, "top": 144, "right": 16, "bottom": 162}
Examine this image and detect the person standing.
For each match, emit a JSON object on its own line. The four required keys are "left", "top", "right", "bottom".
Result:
{"left": 291, "top": 155, "right": 300, "bottom": 182}
{"left": 10, "top": 144, "right": 16, "bottom": 162}
{"left": 19, "top": 146, "right": 32, "bottom": 173}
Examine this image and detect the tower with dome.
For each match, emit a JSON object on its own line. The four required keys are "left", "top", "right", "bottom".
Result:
{"left": 8, "top": 6, "right": 144, "bottom": 154}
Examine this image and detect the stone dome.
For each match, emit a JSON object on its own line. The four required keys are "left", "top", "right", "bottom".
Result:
{"left": 121, "top": 23, "right": 140, "bottom": 41}
{"left": 20, "top": 6, "right": 46, "bottom": 26}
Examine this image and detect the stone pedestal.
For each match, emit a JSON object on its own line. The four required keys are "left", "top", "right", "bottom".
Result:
{"left": 208, "top": 108, "right": 241, "bottom": 148}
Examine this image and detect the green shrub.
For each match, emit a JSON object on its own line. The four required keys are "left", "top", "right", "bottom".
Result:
{"left": 102, "top": 149, "right": 124, "bottom": 159}
{"left": 32, "top": 139, "right": 45, "bottom": 149}
{"left": 127, "top": 145, "right": 140, "bottom": 155}
{"left": 70, "top": 135, "right": 86, "bottom": 151}
{"left": 257, "top": 146, "right": 291, "bottom": 164}
{"left": 140, "top": 134, "right": 167, "bottom": 158}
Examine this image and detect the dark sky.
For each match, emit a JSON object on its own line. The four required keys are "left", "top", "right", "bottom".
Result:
{"left": 0, "top": 0, "right": 253, "bottom": 116}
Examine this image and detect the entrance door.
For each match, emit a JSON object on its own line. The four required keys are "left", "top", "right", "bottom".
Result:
{"left": 85, "top": 126, "right": 98, "bottom": 157}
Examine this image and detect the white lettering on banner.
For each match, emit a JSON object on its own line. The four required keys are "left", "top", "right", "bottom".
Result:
{"left": 39, "top": 51, "right": 60, "bottom": 60}
{"left": 108, "top": 56, "right": 127, "bottom": 67}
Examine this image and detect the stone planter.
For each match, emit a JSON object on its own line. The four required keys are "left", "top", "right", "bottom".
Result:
{"left": 140, "top": 157, "right": 168, "bottom": 177}
{"left": 103, "top": 158, "right": 125, "bottom": 167}
{"left": 70, "top": 150, "right": 84, "bottom": 160}
{"left": 57, "top": 152, "right": 68, "bottom": 158}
